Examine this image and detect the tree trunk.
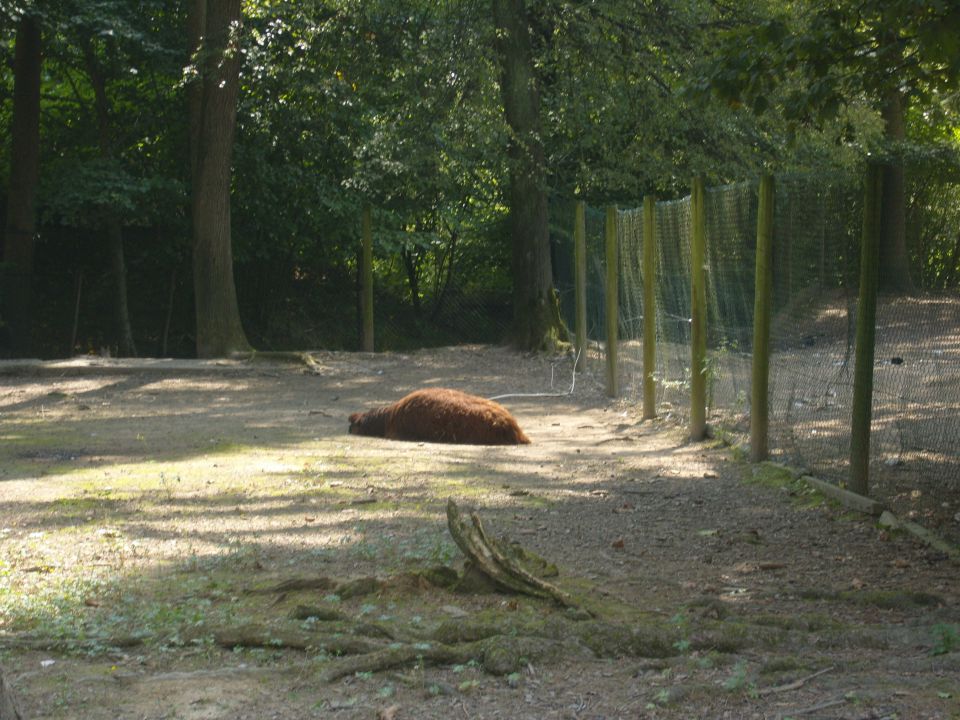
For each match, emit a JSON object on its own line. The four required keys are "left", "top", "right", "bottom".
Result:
{"left": 189, "top": 0, "right": 251, "bottom": 357}
{"left": 491, "top": 0, "right": 566, "bottom": 351}
{"left": 401, "top": 247, "right": 422, "bottom": 314}
{"left": 878, "top": 87, "right": 913, "bottom": 294}
{"left": 2, "top": 15, "right": 41, "bottom": 358}
{"left": 106, "top": 219, "right": 137, "bottom": 356}
{"left": 430, "top": 229, "right": 458, "bottom": 321}
{"left": 83, "top": 42, "right": 138, "bottom": 357}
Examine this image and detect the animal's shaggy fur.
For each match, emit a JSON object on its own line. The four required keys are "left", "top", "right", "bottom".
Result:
{"left": 348, "top": 388, "right": 530, "bottom": 445}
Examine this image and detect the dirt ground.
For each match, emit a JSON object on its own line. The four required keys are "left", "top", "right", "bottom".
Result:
{"left": 0, "top": 346, "right": 958, "bottom": 720}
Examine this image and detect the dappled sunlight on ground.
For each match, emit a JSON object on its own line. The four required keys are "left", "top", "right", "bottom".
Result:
{"left": 1, "top": 348, "right": 958, "bottom": 719}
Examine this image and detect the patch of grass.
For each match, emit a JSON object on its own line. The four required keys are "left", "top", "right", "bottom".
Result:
{"left": 52, "top": 494, "right": 117, "bottom": 516}
{"left": 745, "top": 462, "right": 801, "bottom": 489}
{"left": 744, "top": 462, "right": 829, "bottom": 510}
{"left": 670, "top": 611, "right": 691, "bottom": 653}
{"left": 751, "top": 612, "right": 844, "bottom": 632}
{"left": 0, "top": 571, "right": 127, "bottom": 654}
{"left": 346, "top": 499, "right": 402, "bottom": 513}
{"left": 931, "top": 624, "right": 959, "bottom": 656}
{"left": 0, "top": 540, "right": 276, "bottom": 660}
{"left": 759, "top": 656, "right": 810, "bottom": 675}
{"left": 722, "top": 659, "right": 755, "bottom": 694}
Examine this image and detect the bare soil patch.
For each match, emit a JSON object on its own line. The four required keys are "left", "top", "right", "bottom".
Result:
{"left": 0, "top": 346, "right": 958, "bottom": 719}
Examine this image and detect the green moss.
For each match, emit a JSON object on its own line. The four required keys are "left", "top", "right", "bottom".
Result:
{"left": 745, "top": 462, "right": 797, "bottom": 488}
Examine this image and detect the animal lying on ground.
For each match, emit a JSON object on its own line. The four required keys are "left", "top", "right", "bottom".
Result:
{"left": 348, "top": 388, "right": 531, "bottom": 445}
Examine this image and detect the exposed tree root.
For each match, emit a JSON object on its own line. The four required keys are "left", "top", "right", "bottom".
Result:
{"left": 213, "top": 624, "right": 383, "bottom": 656}
{"left": 210, "top": 608, "right": 773, "bottom": 684}
{"left": 0, "top": 633, "right": 148, "bottom": 652}
{"left": 250, "top": 571, "right": 447, "bottom": 599}
{"left": 247, "top": 576, "right": 337, "bottom": 595}
{"left": 319, "top": 642, "right": 477, "bottom": 683}
{"left": 219, "top": 502, "right": 948, "bottom": 684}
{"left": 216, "top": 503, "right": 788, "bottom": 681}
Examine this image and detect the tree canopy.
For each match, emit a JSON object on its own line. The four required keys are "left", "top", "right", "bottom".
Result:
{"left": 1, "top": 0, "right": 957, "bottom": 357}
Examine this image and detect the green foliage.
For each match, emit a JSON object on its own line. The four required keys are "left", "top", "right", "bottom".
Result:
{"left": 721, "top": 659, "right": 754, "bottom": 694}
{"left": 2, "top": 0, "right": 958, "bottom": 356}
{"left": 701, "top": 0, "right": 960, "bottom": 127}
{"left": 42, "top": 158, "right": 183, "bottom": 227}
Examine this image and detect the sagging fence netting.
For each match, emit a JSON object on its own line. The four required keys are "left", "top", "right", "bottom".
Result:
{"left": 552, "top": 171, "right": 960, "bottom": 508}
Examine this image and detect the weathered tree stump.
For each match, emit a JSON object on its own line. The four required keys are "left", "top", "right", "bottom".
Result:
{"left": 445, "top": 498, "right": 588, "bottom": 613}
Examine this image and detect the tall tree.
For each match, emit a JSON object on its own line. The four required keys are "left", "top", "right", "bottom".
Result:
{"left": 81, "top": 39, "right": 138, "bottom": 356}
{"left": 189, "top": 0, "right": 250, "bottom": 357}
{"left": 2, "top": 14, "right": 41, "bottom": 357}
{"left": 491, "top": 0, "right": 566, "bottom": 351}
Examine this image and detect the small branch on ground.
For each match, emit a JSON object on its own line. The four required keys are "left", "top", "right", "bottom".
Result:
{"left": 757, "top": 666, "right": 834, "bottom": 696}
{"left": 779, "top": 696, "right": 847, "bottom": 717}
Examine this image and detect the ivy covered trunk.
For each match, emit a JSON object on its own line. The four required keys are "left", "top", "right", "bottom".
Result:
{"left": 2, "top": 16, "right": 41, "bottom": 357}
{"left": 189, "top": 0, "right": 251, "bottom": 357}
{"left": 492, "top": 0, "right": 567, "bottom": 351}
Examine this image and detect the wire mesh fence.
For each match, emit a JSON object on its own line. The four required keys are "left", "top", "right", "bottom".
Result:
{"left": 554, "top": 171, "right": 960, "bottom": 521}
{"left": 27, "top": 163, "right": 958, "bottom": 524}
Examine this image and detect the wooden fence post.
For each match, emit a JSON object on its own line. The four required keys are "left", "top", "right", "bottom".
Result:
{"left": 574, "top": 200, "right": 587, "bottom": 371}
{"left": 605, "top": 205, "right": 619, "bottom": 397}
{"left": 361, "top": 205, "right": 374, "bottom": 352}
{"left": 690, "top": 176, "right": 708, "bottom": 441}
{"left": 642, "top": 195, "right": 657, "bottom": 420}
{"left": 750, "top": 174, "right": 775, "bottom": 462}
{"left": 849, "top": 163, "right": 883, "bottom": 495}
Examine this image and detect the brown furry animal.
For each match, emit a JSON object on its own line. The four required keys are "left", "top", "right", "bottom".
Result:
{"left": 348, "top": 388, "right": 530, "bottom": 445}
